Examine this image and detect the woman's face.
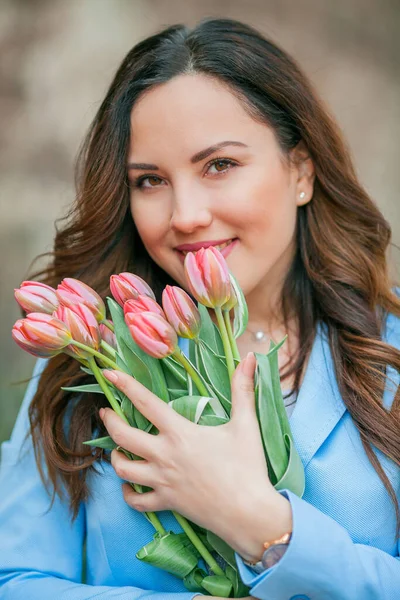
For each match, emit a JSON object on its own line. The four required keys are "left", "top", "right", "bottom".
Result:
{"left": 128, "top": 74, "right": 313, "bottom": 307}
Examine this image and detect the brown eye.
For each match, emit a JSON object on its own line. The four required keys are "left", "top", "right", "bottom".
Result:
{"left": 214, "top": 160, "right": 228, "bottom": 171}
{"left": 134, "top": 175, "right": 164, "bottom": 189}
{"left": 206, "top": 158, "right": 237, "bottom": 176}
{"left": 147, "top": 176, "right": 161, "bottom": 186}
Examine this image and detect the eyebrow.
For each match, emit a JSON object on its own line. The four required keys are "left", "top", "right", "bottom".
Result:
{"left": 127, "top": 141, "right": 248, "bottom": 171}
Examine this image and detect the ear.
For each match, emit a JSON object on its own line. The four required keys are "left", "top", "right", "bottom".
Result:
{"left": 290, "top": 140, "right": 315, "bottom": 207}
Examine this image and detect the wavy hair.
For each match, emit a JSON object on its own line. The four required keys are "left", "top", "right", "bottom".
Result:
{"left": 22, "top": 18, "right": 400, "bottom": 526}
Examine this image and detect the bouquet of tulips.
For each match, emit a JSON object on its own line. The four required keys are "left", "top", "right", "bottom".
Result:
{"left": 12, "top": 247, "right": 305, "bottom": 598}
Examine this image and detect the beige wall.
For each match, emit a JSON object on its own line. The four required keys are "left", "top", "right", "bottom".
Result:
{"left": 1, "top": 0, "right": 399, "bottom": 442}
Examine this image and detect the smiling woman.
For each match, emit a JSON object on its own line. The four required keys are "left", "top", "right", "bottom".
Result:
{"left": 1, "top": 16, "right": 400, "bottom": 600}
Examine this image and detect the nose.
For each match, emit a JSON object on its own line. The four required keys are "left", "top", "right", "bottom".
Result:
{"left": 169, "top": 187, "right": 213, "bottom": 234}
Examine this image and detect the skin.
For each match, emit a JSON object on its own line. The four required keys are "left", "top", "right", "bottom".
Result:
{"left": 127, "top": 74, "right": 314, "bottom": 330}
{"left": 103, "top": 73, "right": 316, "bottom": 592}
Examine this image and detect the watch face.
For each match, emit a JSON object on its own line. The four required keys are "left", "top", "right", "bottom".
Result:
{"left": 261, "top": 543, "right": 289, "bottom": 569}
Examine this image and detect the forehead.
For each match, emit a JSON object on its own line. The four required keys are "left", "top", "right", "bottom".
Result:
{"left": 128, "top": 73, "right": 268, "bottom": 159}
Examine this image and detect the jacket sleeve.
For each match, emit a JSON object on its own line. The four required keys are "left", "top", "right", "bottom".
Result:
{"left": 235, "top": 489, "right": 400, "bottom": 600}
{"left": 0, "top": 358, "right": 200, "bottom": 600}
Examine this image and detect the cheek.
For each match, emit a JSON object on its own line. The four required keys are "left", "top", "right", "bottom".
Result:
{"left": 130, "top": 199, "right": 168, "bottom": 253}
{"left": 230, "top": 167, "right": 296, "bottom": 237}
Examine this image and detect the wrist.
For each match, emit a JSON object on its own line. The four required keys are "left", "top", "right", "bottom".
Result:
{"left": 232, "top": 488, "right": 292, "bottom": 563}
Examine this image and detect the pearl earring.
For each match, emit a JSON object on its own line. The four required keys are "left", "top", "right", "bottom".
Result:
{"left": 299, "top": 191, "right": 306, "bottom": 199}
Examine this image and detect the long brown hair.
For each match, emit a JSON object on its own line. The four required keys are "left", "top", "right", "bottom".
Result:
{"left": 22, "top": 18, "right": 400, "bottom": 525}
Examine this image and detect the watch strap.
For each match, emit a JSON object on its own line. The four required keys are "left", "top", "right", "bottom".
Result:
{"left": 242, "top": 531, "right": 292, "bottom": 573}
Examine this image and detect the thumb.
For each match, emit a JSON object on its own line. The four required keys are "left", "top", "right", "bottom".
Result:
{"left": 230, "top": 352, "right": 257, "bottom": 422}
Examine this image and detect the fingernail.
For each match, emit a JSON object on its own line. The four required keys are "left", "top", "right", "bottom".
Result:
{"left": 99, "top": 408, "right": 105, "bottom": 419}
{"left": 103, "top": 369, "right": 118, "bottom": 383}
{"left": 242, "top": 352, "right": 256, "bottom": 377}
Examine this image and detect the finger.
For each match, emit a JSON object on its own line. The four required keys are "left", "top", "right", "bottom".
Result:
{"left": 103, "top": 369, "right": 180, "bottom": 431}
{"left": 111, "top": 450, "right": 155, "bottom": 487}
{"left": 101, "top": 408, "right": 159, "bottom": 459}
{"left": 122, "top": 483, "right": 167, "bottom": 513}
{"left": 230, "top": 352, "right": 257, "bottom": 422}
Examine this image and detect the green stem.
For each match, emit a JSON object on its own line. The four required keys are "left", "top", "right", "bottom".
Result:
{"left": 223, "top": 309, "right": 241, "bottom": 363}
{"left": 100, "top": 339, "right": 117, "bottom": 359}
{"left": 130, "top": 482, "right": 166, "bottom": 535}
{"left": 172, "top": 349, "right": 209, "bottom": 397}
{"left": 88, "top": 357, "right": 128, "bottom": 422}
{"left": 172, "top": 511, "right": 225, "bottom": 577}
{"left": 89, "top": 360, "right": 167, "bottom": 535}
{"left": 70, "top": 340, "right": 123, "bottom": 371}
{"left": 214, "top": 307, "right": 235, "bottom": 380}
{"left": 101, "top": 319, "right": 115, "bottom": 333}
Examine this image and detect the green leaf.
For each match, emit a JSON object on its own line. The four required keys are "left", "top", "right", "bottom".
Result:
{"left": 183, "top": 567, "right": 208, "bottom": 593}
{"left": 197, "top": 304, "right": 224, "bottom": 355}
{"left": 119, "top": 338, "right": 153, "bottom": 392}
{"left": 196, "top": 340, "right": 231, "bottom": 414}
{"left": 61, "top": 383, "right": 103, "bottom": 394}
{"left": 255, "top": 353, "right": 288, "bottom": 484}
{"left": 198, "top": 414, "right": 229, "bottom": 426}
{"left": 225, "top": 563, "right": 250, "bottom": 598}
{"left": 107, "top": 297, "right": 169, "bottom": 402}
{"left": 201, "top": 575, "right": 233, "bottom": 597}
{"left": 83, "top": 435, "right": 117, "bottom": 450}
{"left": 80, "top": 366, "right": 95, "bottom": 375}
{"left": 162, "top": 355, "right": 188, "bottom": 388}
{"left": 167, "top": 387, "right": 189, "bottom": 400}
{"left": 169, "top": 395, "right": 214, "bottom": 424}
{"left": 136, "top": 531, "right": 198, "bottom": 578}
{"left": 206, "top": 531, "right": 236, "bottom": 570}
{"left": 120, "top": 394, "right": 137, "bottom": 427}
{"left": 267, "top": 338, "right": 292, "bottom": 440}
{"left": 274, "top": 433, "right": 305, "bottom": 497}
{"left": 229, "top": 272, "right": 248, "bottom": 338}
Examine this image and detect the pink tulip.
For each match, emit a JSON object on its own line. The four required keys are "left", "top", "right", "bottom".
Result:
{"left": 54, "top": 304, "right": 100, "bottom": 360}
{"left": 162, "top": 285, "right": 201, "bottom": 339}
{"left": 12, "top": 313, "right": 72, "bottom": 358}
{"left": 124, "top": 295, "right": 165, "bottom": 319}
{"left": 57, "top": 278, "right": 106, "bottom": 323}
{"left": 125, "top": 311, "right": 177, "bottom": 359}
{"left": 221, "top": 283, "right": 238, "bottom": 312}
{"left": 110, "top": 273, "right": 155, "bottom": 307}
{"left": 184, "top": 246, "right": 231, "bottom": 308}
{"left": 99, "top": 323, "right": 118, "bottom": 350}
{"left": 14, "top": 281, "right": 59, "bottom": 314}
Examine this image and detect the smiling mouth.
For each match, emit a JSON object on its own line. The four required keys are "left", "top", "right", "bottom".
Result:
{"left": 176, "top": 238, "right": 239, "bottom": 262}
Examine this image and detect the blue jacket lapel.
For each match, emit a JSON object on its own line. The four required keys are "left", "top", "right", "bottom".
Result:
{"left": 289, "top": 324, "right": 346, "bottom": 469}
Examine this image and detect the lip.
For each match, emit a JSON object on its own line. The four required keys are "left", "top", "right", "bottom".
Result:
{"left": 175, "top": 238, "right": 235, "bottom": 252}
{"left": 176, "top": 238, "right": 239, "bottom": 264}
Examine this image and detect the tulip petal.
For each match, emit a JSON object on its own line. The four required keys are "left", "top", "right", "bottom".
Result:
{"left": 57, "top": 278, "right": 106, "bottom": 322}
{"left": 15, "top": 282, "right": 59, "bottom": 314}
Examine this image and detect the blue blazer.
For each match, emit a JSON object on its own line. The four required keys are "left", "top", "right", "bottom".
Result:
{"left": 0, "top": 312, "right": 399, "bottom": 600}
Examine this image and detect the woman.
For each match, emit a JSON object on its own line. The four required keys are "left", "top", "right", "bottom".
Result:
{"left": 1, "top": 17, "right": 399, "bottom": 600}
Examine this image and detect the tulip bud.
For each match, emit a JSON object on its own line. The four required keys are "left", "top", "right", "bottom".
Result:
{"left": 14, "top": 281, "right": 59, "bottom": 314}
{"left": 57, "top": 278, "right": 106, "bottom": 323}
{"left": 99, "top": 323, "right": 118, "bottom": 350}
{"left": 110, "top": 273, "right": 155, "bottom": 307}
{"left": 12, "top": 313, "right": 72, "bottom": 358}
{"left": 124, "top": 295, "right": 165, "bottom": 319}
{"left": 162, "top": 285, "right": 201, "bottom": 339}
{"left": 221, "top": 282, "right": 238, "bottom": 312}
{"left": 54, "top": 304, "right": 100, "bottom": 360}
{"left": 125, "top": 311, "right": 177, "bottom": 359}
{"left": 184, "top": 246, "right": 231, "bottom": 308}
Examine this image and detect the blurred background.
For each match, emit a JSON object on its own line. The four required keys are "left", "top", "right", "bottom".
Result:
{"left": 1, "top": 0, "right": 399, "bottom": 446}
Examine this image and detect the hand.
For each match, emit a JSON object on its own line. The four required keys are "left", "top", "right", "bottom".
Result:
{"left": 101, "top": 353, "right": 291, "bottom": 558}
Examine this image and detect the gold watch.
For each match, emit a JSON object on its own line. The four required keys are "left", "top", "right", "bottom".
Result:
{"left": 242, "top": 531, "right": 292, "bottom": 573}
